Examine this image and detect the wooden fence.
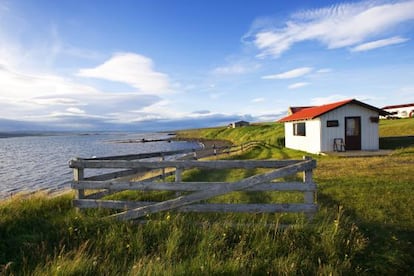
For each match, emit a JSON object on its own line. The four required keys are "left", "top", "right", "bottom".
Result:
{"left": 69, "top": 150, "right": 317, "bottom": 221}
{"left": 188, "top": 140, "right": 266, "bottom": 159}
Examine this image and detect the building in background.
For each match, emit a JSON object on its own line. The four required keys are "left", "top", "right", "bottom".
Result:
{"left": 382, "top": 103, "right": 414, "bottom": 119}
{"left": 228, "top": 121, "right": 250, "bottom": 128}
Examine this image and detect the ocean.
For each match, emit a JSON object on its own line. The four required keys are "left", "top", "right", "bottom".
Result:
{"left": 0, "top": 132, "right": 200, "bottom": 198}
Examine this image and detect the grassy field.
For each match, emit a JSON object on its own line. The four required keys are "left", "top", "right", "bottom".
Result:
{"left": 0, "top": 119, "right": 413, "bottom": 275}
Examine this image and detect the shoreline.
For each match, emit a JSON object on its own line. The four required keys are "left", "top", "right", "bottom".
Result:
{"left": 0, "top": 137, "right": 233, "bottom": 200}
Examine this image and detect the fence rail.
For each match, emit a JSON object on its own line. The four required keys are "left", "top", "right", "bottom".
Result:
{"left": 69, "top": 146, "right": 317, "bottom": 221}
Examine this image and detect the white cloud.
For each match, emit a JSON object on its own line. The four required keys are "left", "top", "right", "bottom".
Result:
{"left": 118, "top": 99, "right": 190, "bottom": 123}
{"left": 252, "top": 97, "right": 265, "bottom": 103}
{"left": 249, "top": 0, "right": 414, "bottom": 57}
{"left": 0, "top": 64, "right": 99, "bottom": 101}
{"left": 139, "top": 100, "right": 173, "bottom": 114}
{"left": 351, "top": 36, "right": 409, "bottom": 52}
{"left": 77, "top": 52, "right": 170, "bottom": 94}
{"left": 262, "top": 67, "right": 313, "bottom": 79}
{"left": 30, "top": 97, "right": 83, "bottom": 106}
{"left": 288, "top": 82, "right": 309, "bottom": 89}
{"left": 213, "top": 64, "right": 249, "bottom": 74}
{"left": 0, "top": 61, "right": 163, "bottom": 123}
{"left": 66, "top": 107, "right": 85, "bottom": 114}
{"left": 0, "top": 9, "right": 173, "bottom": 127}
{"left": 212, "top": 63, "right": 260, "bottom": 75}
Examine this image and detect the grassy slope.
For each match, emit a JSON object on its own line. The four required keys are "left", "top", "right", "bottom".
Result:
{"left": 178, "top": 122, "right": 285, "bottom": 145}
{"left": 379, "top": 118, "right": 414, "bottom": 137}
{"left": 0, "top": 119, "right": 413, "bottom": 275}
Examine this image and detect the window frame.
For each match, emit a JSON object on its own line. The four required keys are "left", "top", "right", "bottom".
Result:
{"left": 293, "top": 122, "right": 306, "bottom": 136}
{"left": 326, "top": 120, "right": 339, "bottom": 127}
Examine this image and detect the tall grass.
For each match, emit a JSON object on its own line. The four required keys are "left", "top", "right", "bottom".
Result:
{"left": 0, "top": 193, "right": 368, "bottom": 275}
{"left": 1, "top": 119, "right": 413, "bottom": 275}
{"left": 315, "top": 153, "right": 414, "bottom": 273}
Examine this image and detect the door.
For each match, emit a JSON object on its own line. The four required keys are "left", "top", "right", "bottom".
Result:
{"left": 345, "top": 117, "right": 361, "bottom": 150}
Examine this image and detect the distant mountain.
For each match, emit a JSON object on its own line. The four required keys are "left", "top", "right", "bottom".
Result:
{"left": 0, "top": 118, "right": 52, "bottom": 132}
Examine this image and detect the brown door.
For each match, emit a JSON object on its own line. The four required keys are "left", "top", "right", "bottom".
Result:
{"left": 345, "top": 117, "right": 361, "bottom": 150}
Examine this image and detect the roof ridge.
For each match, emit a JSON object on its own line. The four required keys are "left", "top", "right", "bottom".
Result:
{"left": 278, "top": 99, "right": 387, "bottom": 122}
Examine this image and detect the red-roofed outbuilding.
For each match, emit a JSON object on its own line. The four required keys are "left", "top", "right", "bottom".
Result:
{"left": 278, "top": 99, "right": 388, "bottom": 153}
{"left": 382, "top": 103, "right": 414, "bottom": 118}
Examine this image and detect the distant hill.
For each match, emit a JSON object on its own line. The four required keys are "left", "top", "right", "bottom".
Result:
{"left": 0, "top": 118, "right": 48, "bottom": 132}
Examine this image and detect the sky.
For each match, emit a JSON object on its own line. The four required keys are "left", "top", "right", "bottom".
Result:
{"left": 0, "top": 0, "right": 414, "bottom": 131}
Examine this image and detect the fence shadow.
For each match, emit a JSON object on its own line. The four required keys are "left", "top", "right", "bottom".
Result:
{"left": 379, "top": 136, "right": 414, "bottom": 149}
{"left": 317, "top": 192, "right": 414, "bottom": 274}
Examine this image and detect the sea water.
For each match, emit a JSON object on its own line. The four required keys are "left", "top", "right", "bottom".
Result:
{"left": 0, "top": 132, "right": 199, "bottom": 198}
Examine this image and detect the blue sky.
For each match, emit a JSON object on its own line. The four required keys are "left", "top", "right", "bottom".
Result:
{"left": 1, "top": 0, "right": 414, "bottom": 131}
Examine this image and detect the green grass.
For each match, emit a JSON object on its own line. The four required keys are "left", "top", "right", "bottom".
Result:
{"left": 379, "top": 118, "right": 414, "bottom": 137}
{"left": 0, "top": 192, "right": 369, "bottom": 275}
{"left": 1, "top": 119, "right": 413, "bottom": 275}
{"left": 379, "top": 118, "right": 414, "bottom": 149}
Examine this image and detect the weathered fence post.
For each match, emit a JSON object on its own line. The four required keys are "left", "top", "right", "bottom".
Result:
{"left": 73, "top": 158, "right": 84, "bottom": 211}
{"left": 303, "top": 156, "right": 315, "bottom": 220}
{"left": 175, "top": 166, "right": 182, "bottom": 196}
{"left": 175, "top": 167, "right": 182, "bottom": 182}
{"left": 161, "top": 154, "right": 166, "bottom": 181}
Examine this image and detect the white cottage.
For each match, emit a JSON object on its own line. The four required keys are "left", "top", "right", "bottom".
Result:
{"left": 278, "top": 99, "right": 389, "bottom": 154}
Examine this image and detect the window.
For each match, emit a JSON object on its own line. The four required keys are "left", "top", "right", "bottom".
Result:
{"left": 327, "top": 120, "right": 339, "bottom": 127}
{"left": 370, "top": 116, "right": 379, "bottom": 123}
{"left": 293, "top": 122, "right": 306, "bottom": 136}
{"left": 346, "top": 117, "right": 360, "bottom": 136}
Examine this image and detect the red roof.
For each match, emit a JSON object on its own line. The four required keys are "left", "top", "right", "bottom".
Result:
{"left": 382, "top": 103, "right": 414, "bottom": 109}
{"left": 278, "top": 99, "right": 388, "bottom": 122}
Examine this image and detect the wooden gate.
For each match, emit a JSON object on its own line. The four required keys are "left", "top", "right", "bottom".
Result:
{"left": 69, "top": 153, "right": 317, "bottom": 221}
